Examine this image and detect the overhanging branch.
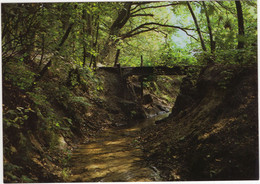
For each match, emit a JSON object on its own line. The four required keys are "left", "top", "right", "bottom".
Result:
{"left": 121, "top": 27, "right": 157, "bottom": 39}
{"left": 131, "top": 13, "right": 154, "bottom": 17}
{"left": 121, "top": 22, "right": 199, "bottom": 41}
{"left": 131, "top": 2, "right": 180, "bottom": 14}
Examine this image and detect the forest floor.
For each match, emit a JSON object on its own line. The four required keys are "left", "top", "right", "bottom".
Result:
{"left": 140, "top": 63, "right": 258, "bottom": 180}
{"left": 66, "top": 70, "right": 180, "bottom": 182}
{"left": 3, "top": 59, "right": 180, "bottom": 182}
{"left": 67, "top": 114, "right": 169, "bottom": 182}
{"left": 67, "top": 63, "right": 258, "bottom": 182}
{"left": 3, "top": 60, "right": 258, "bottom": 182}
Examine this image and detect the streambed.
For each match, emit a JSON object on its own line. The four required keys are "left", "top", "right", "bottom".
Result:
{"left": 68, "top": 112, "right": 169, "bottom": 182}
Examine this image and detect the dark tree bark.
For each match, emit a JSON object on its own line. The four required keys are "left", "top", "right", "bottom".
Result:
{"left": 100, "top": 2, "right": 193, "bottom": 65}
{"left": 31, "top": 22, "right": 74, "bottom": 88}
{"left": 58, "top": 23, "right": 74, "bottom": 50}
{"left": 114, "top": 49, "right": 121, "bottom": 67}
{"left": 202, "top": 1, "right": 215, "bottom": 54}
{"left": 235, "top": 0, "right": 245, "bottom": 50}
{"left": 110, "top": 2, "right": 132, "bottom": 36}
{"left": 140, "top": 55, "right": 144, "bottom": 101}
{"left": 187, "top": 2, "right": 207, "bottom": 52}
{"left": 100, "top": 2, "right": 132, "bottom": 63}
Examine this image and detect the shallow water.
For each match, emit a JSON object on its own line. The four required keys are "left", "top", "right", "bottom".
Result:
{"left": 68, "top": 112, "right": 169, "bottom": 182}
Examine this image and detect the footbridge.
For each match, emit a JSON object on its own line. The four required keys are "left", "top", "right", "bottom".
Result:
{"left": 98, "top": 65, "right": 197, "bottom": 78}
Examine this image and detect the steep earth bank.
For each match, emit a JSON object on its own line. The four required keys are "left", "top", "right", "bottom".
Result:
{"left": 141, "top": 63, "right": 258, "bottom": 180}
{"left": 3, "top": 60, "right": 179, "bottom": 182}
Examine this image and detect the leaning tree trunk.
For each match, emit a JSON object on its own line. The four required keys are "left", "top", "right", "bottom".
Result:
{"left": 187, "top": 2, "right": 207, "bottom": 52}
{"left": 99, "top": 2, "right": 132, "bottom": 64}
{"left": 31, "top": 22, "right": 74, "bottom": 89}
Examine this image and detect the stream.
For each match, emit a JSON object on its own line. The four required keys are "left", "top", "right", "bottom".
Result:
{"left": 68, "top": 112, "right": 170, "bottom": 182}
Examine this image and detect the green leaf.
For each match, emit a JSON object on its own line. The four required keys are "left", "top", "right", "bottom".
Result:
{"left": 21, "top": 175, "right": 34, "bottom": 182}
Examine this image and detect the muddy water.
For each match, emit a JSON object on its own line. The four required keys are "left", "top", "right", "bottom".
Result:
{"left": 68, "top": 112, "right": 169, "bottom": 182}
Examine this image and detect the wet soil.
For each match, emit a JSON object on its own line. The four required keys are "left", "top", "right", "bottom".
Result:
{"left": 68, "top": 113, "right": 169, "bottom": 182}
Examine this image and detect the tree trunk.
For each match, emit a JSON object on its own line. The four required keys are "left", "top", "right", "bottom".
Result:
{"left": 82, "top": 9, "right": 87, "bottom": 67}
{"left": 100, "top": 2, "right": 132, "bottom": 64}
{"left": 202, "top": 1, "right": 215, "bottom": 54}
{"left": 89, "top": 16, "right": 100, "bottom": 69}
{"left": 140, "top": 55, "right": 144, "bottom": 101}
{"left": 187, "top": 2, "right": 207, "bottom": 52}
{"left": 235, "top": 0, "right": 245, "bottom": 50}
{"left": 31, "top": 22, "right": 74, "bottom": 88}
{"left": 114, "top": 49, "right": 120, "bottom": 67}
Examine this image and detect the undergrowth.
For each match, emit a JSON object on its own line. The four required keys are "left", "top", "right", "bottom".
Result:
{"left": 3, "top": 57, "right": 104, "bottom": 182}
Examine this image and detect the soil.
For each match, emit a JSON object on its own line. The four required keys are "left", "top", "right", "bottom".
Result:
{"left": 140, "top": 63, "right": 259, "bottom": 180}
{"left": 67, "top": 114, "right": 169, "bottom": 182}
{"left": 3, "top": 62, "right": 258, "bottom": 182}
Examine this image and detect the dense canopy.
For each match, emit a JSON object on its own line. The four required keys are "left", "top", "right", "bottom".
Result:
{"left": 2, "top": 1, "right": 257, "bottom": 70}
{"left": 2, "top": 1, "right": 258, "bottom": 183}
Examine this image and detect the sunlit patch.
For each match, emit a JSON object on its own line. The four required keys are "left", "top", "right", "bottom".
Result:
{"left": 171, "top": 169, "right": 181, "bottom": 180}
{"left": 198, "top": 118, "right": 234, "bottom": 140}
{"left": 68, "top": 113, "right": 168, "bottom": 182}
{"left": 104, "top": 139, "right": 128, "bottom": 145}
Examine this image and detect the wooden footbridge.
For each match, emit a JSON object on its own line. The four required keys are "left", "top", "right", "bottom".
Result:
{"left": 98, "top": 65, "right": 196, "bottom": 78}
{"left": 98, "top": 64, "right": 200, "bottom": 100}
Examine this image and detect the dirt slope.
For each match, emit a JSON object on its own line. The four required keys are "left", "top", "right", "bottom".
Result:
{"left": 141, "top": 63, "right": 258, "bottom": 180}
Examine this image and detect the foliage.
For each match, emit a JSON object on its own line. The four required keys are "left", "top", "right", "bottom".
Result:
{"left": 3, "top": 60, "right": 36, "bottom": 90}
{"left": 2, "top": 1, "right": 257, "bottom": 69}
{"left": 1, "top": 1, "right": 257, "bottom": 182}
{"left": 3, "top": 106, "right": 33, "bottom": 129}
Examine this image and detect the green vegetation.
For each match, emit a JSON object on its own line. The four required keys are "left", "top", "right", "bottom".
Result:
{"left": 2, "top": 1, "right": 257, "bottom": 182}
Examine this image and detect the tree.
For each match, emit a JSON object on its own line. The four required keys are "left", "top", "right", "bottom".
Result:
{"left": 186, "top": 2, "right": 207, "bottom": 52}
{"left": 99, "top": 2, "right": 202, "bottom": 64}
{"left": 235, "top": 0, "right": 245, "bottom": 50}
{"left": 202, "top": 1, "right": 215, "bottom": 54}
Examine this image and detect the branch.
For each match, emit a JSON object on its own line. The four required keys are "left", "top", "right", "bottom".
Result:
{"left": 153, "top": 29, "right": 168, "bottom": 37}
{"left": 131, "top": 13, "right": 154, "bottom": 17}
{"left": 131, "top": 2, "right": 180, "bottom": 14}
{"left": 216, "top": 1, "right": 236, "bottom": 15}
{"left": 121, "top": 27, "right": 157, "bottom": 39}
{"left": 58, "top": 23, "right": 74, "bottom": 49}
{"left": 131, "top": 2, "right": 156, "bottom": 6}
{"left": 130, "top": 4, "right": 140, "bottom": 12}
{"left": 209, "top": 1, "right": 223, "bottom": 12}
{"left": 128, "top": 22, "right": 198, "bottom": 34}
{"left": 121, "top": 22, "right": 199, "bottom": 41}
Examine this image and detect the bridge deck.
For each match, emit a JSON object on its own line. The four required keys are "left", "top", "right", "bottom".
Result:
{"left": 98, "top": 66, "right": 198, "bottom": 77}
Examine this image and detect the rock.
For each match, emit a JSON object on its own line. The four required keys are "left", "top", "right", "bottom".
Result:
{"left": 58, "top": 136, "right": 67, "bottom": 150}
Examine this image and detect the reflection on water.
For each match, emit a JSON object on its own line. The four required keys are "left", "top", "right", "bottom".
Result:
{"left": 68, "top": 112, "right": 170, "bottom": 182}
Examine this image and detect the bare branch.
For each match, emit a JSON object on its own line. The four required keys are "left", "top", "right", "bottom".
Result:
{"left": 131, "top": 13, "right": 154, "bottom": 17}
